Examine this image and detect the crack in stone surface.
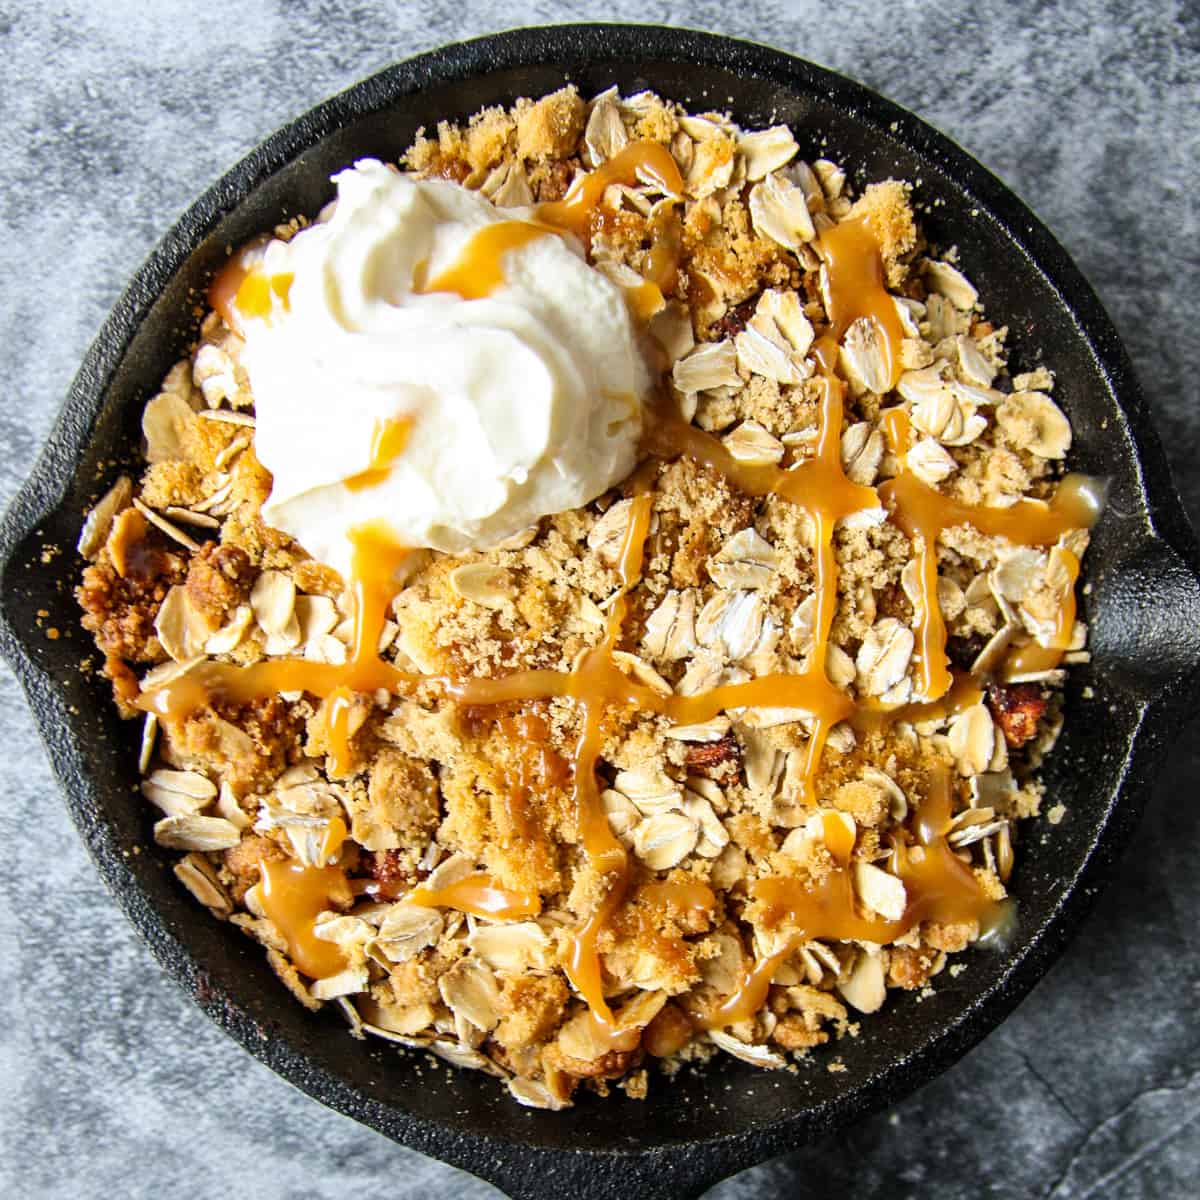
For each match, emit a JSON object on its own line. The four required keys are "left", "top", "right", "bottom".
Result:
{"left": 1044, "top": 1070, "right": 1200, "bottom": 1199}
{"left": 1019, "top": 1050, "right": 1084, "bottom": 1126}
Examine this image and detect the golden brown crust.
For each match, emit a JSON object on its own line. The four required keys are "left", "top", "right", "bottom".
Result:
{"left": 185, "top": 542, "right": 254, "bottom": 628}
{"left": 78, "top": 537, "right": 186, "bottom": 662}
{"left": 848, "top": 181, "right": 919, "bottom": 287}
{"left": 516, "top": 88, "right": 586, "bottom": 161}
{"left": 167, "top": 696, "right": 303, "bottom": 792}
{"left": 494, "top": 974, "right": 570, "bottom": 1051}
{"left": 351, "top": 749, "right": 440, "bottom": 851}
{"left": 222, "top": 833, "right": 285, "bottom": 903}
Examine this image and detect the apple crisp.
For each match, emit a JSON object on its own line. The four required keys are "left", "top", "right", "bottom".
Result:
{"left": 75, "top": 85, "right": 1100, "bottom": 1109}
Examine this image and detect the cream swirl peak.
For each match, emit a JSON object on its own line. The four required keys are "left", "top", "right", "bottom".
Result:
{"left": 218, "top": 159, "right": 648, "bottom": 576}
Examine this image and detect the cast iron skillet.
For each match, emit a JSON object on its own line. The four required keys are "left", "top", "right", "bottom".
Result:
{"left": 2, "top": 24, "right": 1199, "bottom": 1199}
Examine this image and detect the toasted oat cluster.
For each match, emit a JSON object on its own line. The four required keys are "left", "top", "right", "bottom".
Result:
{"left": 76, "top": 86, "right": 1090, "bottom": 1109}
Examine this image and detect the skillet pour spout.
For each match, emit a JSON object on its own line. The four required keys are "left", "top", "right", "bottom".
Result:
{"left": 2, "top": 24, "right": 1200, "bottom": 1199}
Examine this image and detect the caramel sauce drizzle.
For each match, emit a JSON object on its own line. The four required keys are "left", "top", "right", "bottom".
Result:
{"left": 492, "top": 710, "right": 572, "bottom": 840}
{"left": 536, "top": 140, "right": 685, "bottom": 240}
{"left": 420, "top": 220, "right": 552, "bottom": 299}
{"left": 821, "top": 812, "right": 855, "bottom": 867}
{"left": 641, "top": 339, "right": 873, "bottom": 801}
{"left": 700, "top": 766, "right": 994, "bottom": 1028}
{"left": 209, "top": 255, "right": 250, "bottom": 328}
{"left": 320, "top": 814, "right": 349, "bottom": 862}
{"left": 108, "top": 507, "right": 151, "bottom": 579}
{"left": 644, "top": 201, "right": 683, "bottom": 295}
{"left": 344, "top": 417, "right": 414, "bottom": 492}
{"left": 138, "top": 521, "right": 417, "bottom": 738}
{"left": 407, "top": 872, "right": 541, "bottom": 920}
{"left": 170, "top": 146, "right": 1102, "bottom": 1025}
{"left": 559, "top": 488, "right": 654, "bottom": 1025}
{"left": 880, "top": 409, "right": 1101, "bottom": 699}
{"left": 416, "top": 139, "right": 685, "bottom": 311}
{"left": 1004, "top": 642, "right": 1064, "bottom": 678}
{"left": 852, "top": 670, "right": 983, "bottom": 735}
{"left": 1003, "top": 546, "right": 1080, "bottom": 679}
{"left": 257, "top": 858, "right": 352, "bottom": 979}
{"left": 693, "top": 939, "right": 797, "bottom": 1032}
{"left": 209, "top": 243, "right": 293, "bottom": 333}
{"left": 638, "top": 878, "right": 718, "bottom": 917}
{"left": 431, "top": 489, "right": 655, "bottom": 1026}
{"left": 1051, "top": 548, "right": 1080, "bottom": 648}
{"left": 818, "top": 216, "right": 907, "bottom": 389}
{"left": 625, "top": 280, "right": 667, "bottom": 321}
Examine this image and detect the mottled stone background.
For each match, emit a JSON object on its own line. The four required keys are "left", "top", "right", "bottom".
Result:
{"left": 1, "top": 2, "right": 1196, "bottom": 1196}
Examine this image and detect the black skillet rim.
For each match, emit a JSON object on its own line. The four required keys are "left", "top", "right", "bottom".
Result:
{"left": 1, "top": 22, "right": 1197, "bottom": 1197}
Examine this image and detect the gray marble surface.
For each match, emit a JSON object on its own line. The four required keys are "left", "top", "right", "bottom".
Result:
{"left": 1, "top": 2, "right": 1197, "bottom": 1196}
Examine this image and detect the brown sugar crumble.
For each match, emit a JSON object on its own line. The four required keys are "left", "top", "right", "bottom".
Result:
{"left": 75, "top": 85, "right": 1098, "bottom": 1110}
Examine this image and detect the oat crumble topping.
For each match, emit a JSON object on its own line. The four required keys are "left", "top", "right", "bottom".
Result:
{"left": 76, "top": 85, "right": 1097, "bottom": 1109}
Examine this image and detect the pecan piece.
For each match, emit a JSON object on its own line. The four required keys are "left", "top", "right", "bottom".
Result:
{"left": 361, "top": 848, "right": 420, "bottom": 898}
{"left": 987, "top": 681, "right": 1048, "bottom": 748}
{"left": 710, "top": 293, "right": 760, "bottom": 340}
{"left": 684, "top": 733, "right": 740, "bottom": 772}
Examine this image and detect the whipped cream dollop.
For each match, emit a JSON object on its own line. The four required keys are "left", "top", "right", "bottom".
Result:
{"left": 229, "top": 159, "right": 649, "bottom": 577}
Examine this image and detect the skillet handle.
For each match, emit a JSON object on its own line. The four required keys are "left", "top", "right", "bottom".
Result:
{"left": 1089, "top": 531, "right": 1200, "bottom": 699}
{"left": 472, "top": 1147, "right": 747, "bottom": 1200}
